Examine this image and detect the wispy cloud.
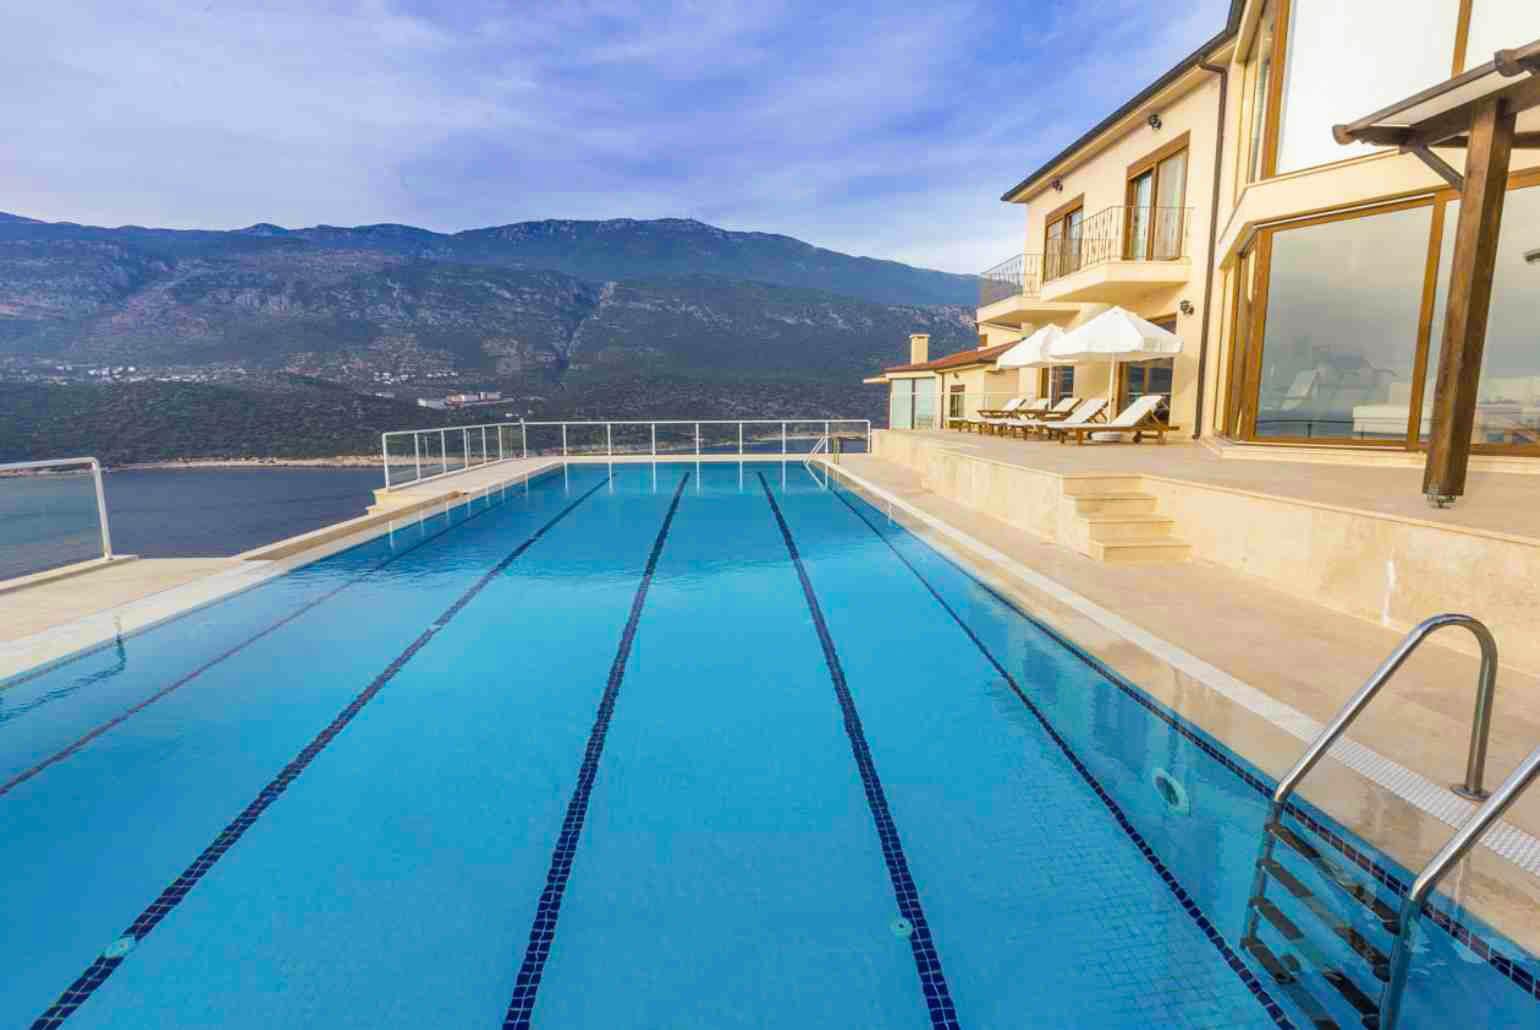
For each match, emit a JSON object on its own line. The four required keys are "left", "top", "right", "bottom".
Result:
{"left": 1, "top": 0, "right": 1231, "bottom": 272}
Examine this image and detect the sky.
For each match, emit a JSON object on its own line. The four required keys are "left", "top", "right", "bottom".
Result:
{"left": 3, "top": 0, "right": 1232, "bottom": 274}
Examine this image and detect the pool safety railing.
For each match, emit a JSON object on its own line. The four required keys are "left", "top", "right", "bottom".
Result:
{"left": 0, "top": 457, "right": 115, "bottom": 579}
{"left": 1240, "top": 613, "right": 1540, "bottom": 1030}
{"left": 380, "top": 418, "right": 872, "bottom": 490}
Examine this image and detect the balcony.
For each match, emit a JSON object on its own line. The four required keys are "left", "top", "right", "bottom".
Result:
{"left": 1040, "top": 205, "right": 1193, "bottom": 304}
{"left": 975, "top": 253, "right": 1084, "bottom": 327}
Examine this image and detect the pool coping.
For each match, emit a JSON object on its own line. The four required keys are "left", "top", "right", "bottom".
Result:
{"left": 0, "top": 461, "right": 562, "bottom": 689}
{"left": 823, "top": 459, "right": 1540, "bottom": 988}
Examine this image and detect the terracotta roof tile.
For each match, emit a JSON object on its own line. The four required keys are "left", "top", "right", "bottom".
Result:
{"left": 882, "top": 339, "right": 1018, "bottom": 374}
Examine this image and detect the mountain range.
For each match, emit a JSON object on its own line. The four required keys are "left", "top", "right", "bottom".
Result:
{"left": 0, "top": 213, "right": 977, "bottom": 462}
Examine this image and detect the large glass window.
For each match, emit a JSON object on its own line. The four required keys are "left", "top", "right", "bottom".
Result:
{"left": 1045, "top": 207, "right": 1084, "bottom": 280}
{"left": 1424, "top": 184, "right": 1540, "bottom": 446}
{"left": 1462, "top": 2, "right": 1540, "bottom": 72}
{"left": 1121, "top": 358, "right": 1174, "bottom": 422}
{"left": 889, "top": 379, "right": 914, "bottom": 430}
{"left": 1274, "top": 0, "right": 1461, "bottom": 174}
{"left": 1128, "top": 149, "right": 1188, "bottom": 260}
{"left": 1047, "top": 366, "right": 1075, "bottom": 404}
{"left": 1253, "top": 204, "right": 1433, "bottom": 439}
{"left": 1244, "top": 1, "right": 1277, "bottom": 184}
{"left": 913, "top": 378, "right": 938, "bottom": 430}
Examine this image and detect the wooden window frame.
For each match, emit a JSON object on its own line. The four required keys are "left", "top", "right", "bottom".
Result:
{"left": 1116, "top": 315, "right": 1177, "bottom": 421}
{"left": 1232, "top": 167, "right": 1540, "bottom": 454}
{"left": 1125, "top": 133, "right": 1191, "bottom": 261}
{"left": 1042, "top": 193, "right": 1085, "bottom": 281}
{"left": 1251, "top": 0, "right": 1478, "bottom": 182}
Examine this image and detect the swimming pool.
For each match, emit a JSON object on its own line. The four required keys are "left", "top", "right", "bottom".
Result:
{"left": 3, "top": 462, "right": 1536, "bottom": 1028}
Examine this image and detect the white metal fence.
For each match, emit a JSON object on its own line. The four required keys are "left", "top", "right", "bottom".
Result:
{"left": 380, "top": 419, "right": 872, "bottom": 490}
{"left": 0, "top": 456, "right": 114, "bottom": 581}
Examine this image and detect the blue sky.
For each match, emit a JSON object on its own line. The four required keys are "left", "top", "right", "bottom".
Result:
{"left": 4, "top": 0, "right": 1229, "bottom": 273}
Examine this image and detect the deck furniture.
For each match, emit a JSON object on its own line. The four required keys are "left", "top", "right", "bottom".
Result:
{"left": 1014, "top": 397, "right": 1106, "bottom": 438}
{"left": 977, "top": 397, "right": 1048, "bottom": 434}
{"left": 1051, "top": 394, "right": 1176, "bottom": 444}
{"left": 999, "top": 396, "right": 1078, "bottom": 436}
{"left": 965, "top": 397, "right": 1027, "bottom": 433}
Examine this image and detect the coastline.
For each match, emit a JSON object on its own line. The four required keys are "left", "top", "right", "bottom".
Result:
{"left": 112, "top": 456, "right": 382, "bottom": 471}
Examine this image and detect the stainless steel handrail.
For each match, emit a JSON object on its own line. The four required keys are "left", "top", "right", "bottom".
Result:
{"left": 380, "top": 418, "right": 873, "bottom": 490}
{"left": 0, "top": 456, "right": 114, "bottom": 565}
{"left": 1271, "top": 613, "right": 1499, "bottom": 806}
{"left": 1380, "top": 743, "right": 1540, "bottom": 1029}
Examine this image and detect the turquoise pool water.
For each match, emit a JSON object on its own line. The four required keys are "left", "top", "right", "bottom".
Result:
{"left": 2, "top": 463, "right": 1535, "bottom": 1028}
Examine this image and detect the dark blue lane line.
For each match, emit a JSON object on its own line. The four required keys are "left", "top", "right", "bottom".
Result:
{"left": 757, "top": 472, "right": 961, "bottom": 1030}
{"left": 28, "top": 474, "right": 611, "bottom": 1030}
{"left": 1, "top": 478, "right": 545, "bottom": 800}
{"left": 501, "top": 470, "right": 691, "bottom": 1030}
{"left": 829, "top": 475, "right": 1540, "bottom": 1011}
{"left": 826, "top": 482, "right": 1294, "bottom": 1030}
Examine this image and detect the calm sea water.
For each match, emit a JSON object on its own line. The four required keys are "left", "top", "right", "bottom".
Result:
{"left": 0, "top": 467, "right": 382, "bottom": 579}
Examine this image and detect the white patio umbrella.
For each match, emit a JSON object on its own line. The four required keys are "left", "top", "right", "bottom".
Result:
{"left": 1046, "top": 307, "right": 1182, "bottom": 410}
{"left": 995, "top": 324, "right": 1067, "bottom": 369}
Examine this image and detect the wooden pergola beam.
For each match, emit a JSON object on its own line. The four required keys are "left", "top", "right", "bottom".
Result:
{"left": 1422, "top": 97, "right": 1517, "bottom": 504}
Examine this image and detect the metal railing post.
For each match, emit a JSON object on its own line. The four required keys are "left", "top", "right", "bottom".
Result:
{"left": 462, "top": 428, "right": 469, "bottom": 470}
{"left": 607, "top": 422, "right": 613, "bottom": 457}
{"left": 738, "top": 422, "right": 743, "bottom": 454}
{"left": 481, "top": 426, "right": 488, "bottom": 465}
{"left": 498, "top": 425, "right": 504, "bottom": 461}
{"left": 782, "top": 422, "right": 787, "bottom": 454}
{"left": 695, "top": 422, "right": 701, "bottom": 455}
{"left": 413, "top": 433, "right": 421, "bottom": 484}
{"left": 90, "top": 459, "right": 113, "bottom": 559}
{"left": 521, "top": 419, "right": 528, "bottom": 459}
{"left": 380, "top": 434, "right": 390, "bottom": 490}
{"left": 562, "top": 424, "right": 568, "bottom": 457}
{"left": 440, "top": 429, "right": 448, "bottom": 475}
{"left": 651, "top": 423, "right": 656, "bottom": 457}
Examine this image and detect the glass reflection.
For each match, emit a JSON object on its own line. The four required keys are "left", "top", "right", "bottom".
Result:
{"left": 1254, "top": 205, "right": 1432, "bottom": 439}
{"left": 1424, "top": 185, "right": 1540, "bottom": 447}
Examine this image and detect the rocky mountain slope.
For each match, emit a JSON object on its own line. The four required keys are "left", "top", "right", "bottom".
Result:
{"left": 0, "top": 213, "right": 977, "bottom": 461}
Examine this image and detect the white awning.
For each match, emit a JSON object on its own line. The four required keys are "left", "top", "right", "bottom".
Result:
{"left": 995, "top": 324, "right": 1066, "bottom": 369}
{"left": 1046, "top": 307, "right": 1182, "bottom": 363}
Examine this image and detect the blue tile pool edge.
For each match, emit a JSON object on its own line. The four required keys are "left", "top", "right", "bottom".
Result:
{"left": 27, "top": 471, "right": 612, "bottom": 1030}
{"left": 826, "top": 468, "right": 1540, "bottom": 1010}
{"left": 0, "top": 464, "right": 565, "bottom": 693}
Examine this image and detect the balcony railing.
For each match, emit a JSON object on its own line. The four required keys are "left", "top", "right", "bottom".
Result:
{"left": 1044, "top": 205, "right": 1192, "bottom": 282}
{"left": 977, "top": 253, "right": 1043, "bottom": 307}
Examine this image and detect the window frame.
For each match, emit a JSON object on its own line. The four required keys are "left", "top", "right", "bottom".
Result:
{"left": 1249, "top": 0, "right": 1478, "bottom": 183}
{"left": 1224, "top": 166, "right": 1540, "bottom": 453}
{"left": 1125, "top": 133, "right": 1191, "bottom": 261}
{"left": 1042, "top": 193, "right": 1085, "bottom": 281}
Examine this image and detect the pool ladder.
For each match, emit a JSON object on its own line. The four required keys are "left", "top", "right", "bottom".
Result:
{"left": 1241, "top": 614, "right": 1540, "bottom": 1029}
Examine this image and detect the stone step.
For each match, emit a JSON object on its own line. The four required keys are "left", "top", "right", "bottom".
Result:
{"left": 1060, "top": 475, "right": 1146, "bottom": 497}
{"left": 1072, "top": 493, "right": 1158, "bottom": 517}
{"left": 1089, "top": 539, "right": 1192, "bottom": 565}
{"left": 1085, "top": 515, "right": 1178, "bottom": 543}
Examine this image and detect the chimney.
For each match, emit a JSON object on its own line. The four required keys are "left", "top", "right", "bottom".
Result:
{"left": 909, "top": 333, "right": 930, "bottom": 364}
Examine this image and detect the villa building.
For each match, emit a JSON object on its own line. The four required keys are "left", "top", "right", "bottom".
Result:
{"left": 872, "top": 0, "right": 1539, "bottom": 495}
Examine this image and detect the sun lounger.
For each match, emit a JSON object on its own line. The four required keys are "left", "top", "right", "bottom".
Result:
{"left": 978, "top": 397, "right": 1048, "bottom": 434}
{"left": 1014, "top": 397, "right": 1106, "bottom": 438}
{"left": 965, "top": 397, "right": 1027, "bottom": 433}
{"left": 1052, "top": 394, "right": 1177, "bottom": 444}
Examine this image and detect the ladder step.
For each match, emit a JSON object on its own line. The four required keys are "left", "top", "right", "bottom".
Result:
{"left": 1251, "top": 895, "right": 1385, "bottom": 1027}
{"left": 1261, "top": 861, "right": 1392, "bottom": 980}
{"left": 1240, "top": 934, "right": 1341, "bottom": 1029}
{"left": 1268, "top": 821, "right": 1400, "bottom": 932}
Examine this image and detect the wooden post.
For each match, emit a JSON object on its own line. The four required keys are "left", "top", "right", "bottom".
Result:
{"left": 1423, "top": 98, "right": 1516, "bottom": 506}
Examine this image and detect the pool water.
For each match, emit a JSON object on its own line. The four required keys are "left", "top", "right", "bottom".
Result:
{"left": 3, "top": 463, "right": 1536, "bottom": 1029}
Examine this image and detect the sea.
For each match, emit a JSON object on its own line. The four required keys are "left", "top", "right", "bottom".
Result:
{"left": 0, "top": 467, "right": 381, "bottom": 581}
